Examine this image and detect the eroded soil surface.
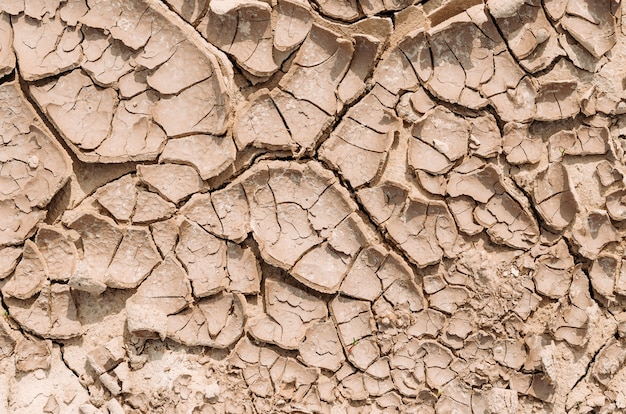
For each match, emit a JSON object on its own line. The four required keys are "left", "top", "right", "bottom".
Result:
{"left": 1, "top": 0, "right": 626, "bottom": 413}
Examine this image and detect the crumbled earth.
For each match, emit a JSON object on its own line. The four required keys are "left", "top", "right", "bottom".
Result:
{"left": 2, "top": 0, "right": 626, "bottom": 413}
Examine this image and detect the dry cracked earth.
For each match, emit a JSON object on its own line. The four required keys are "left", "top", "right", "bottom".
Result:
{"left": 2, "top": 0, "right": 626, "bottom": 413}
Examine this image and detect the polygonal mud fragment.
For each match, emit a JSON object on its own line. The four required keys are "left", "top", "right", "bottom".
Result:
{"left": 0, "top": 82, "right": 72, "bottom": 247}
{"left": 126, "top": 255, "right": 192, "bottom": 339}
{"left": 596, "top": 161, "right": 623, "bottom": 187}
{"left": 533, "top": 163, "right": 577, "bottom": 231}
{"left": 316, "top": 0, "right": 360, "bottom": 21}
{"left": 358, "top": 182, "right": 458, "bottom": 267}
{"left": 589, "top": 254, "right": 619, "bottom": 300}
{"left": 137, "top": 164, "right": 203, "bottom": 204}
{"left": 176, "top": 219, "right": 228, "bottom": 297}
{"left": 330, "top": 296, "right": 378, "bottom": 370}
{"left": 502, "top": 123, "right": 544, "bottom": 165}
{"left": 160, "top": 134, "right": 236, "bottom": 181}
{"left": 6, "top": 282, "right": 81, "bottom": 339}
{"left": 226, "top": 242, "right": 260, "bottom": 294}
{"left": 571, "top": 210, "right": 619, "bottom": 259}
{"left": 248, "top": 277, "right": 326, "bottom": 349}
{"left": 299, "top": 321, "right": 345, "bottom": 371}
{"left": 104, "top": 226, "right": 161, "bottom": 289}
{"left": 66, "top": 212, "right": 123, "bottom": 294}
{"left": 0, "top": 246, "right": 21, "bottom": 279}
{"left": 149, "top": 218, "right": 179, "bottom": 257}
{"left": 533, "top": 240, "right": 574, "bottom": 298}
{"left": 340, "top": 246, "right": 385, "bottom": 301}
{"left": 548, "top": 124, "right": 609, "bottom": 161}
{"left": 167, "top": 292, "right": 246, "bottom": 348}
{"left": 429, "top": 286, "right": 470, "bottom": 314}
{"left": 448, "top": 196, "right": 483, "bottom": 236}
{"left": 409, "top": 106, "right": 469, "bottom": 175}
{"left": 94, "top": 175, "right": 137, "bottom": 222}
{"left": 291, "top": 242, "right": 353, "bottom": 293}
{"left": 274, "top": 0, "right": 312, "bottom": 52}
{"left": 407, "top": 309, "right": 447, "bottom": 338}
{"left": 592, "top": 337, "right": 626, "bottom": 385}
{"left": 606, "top": 189, "right": 626, "bottom": 221}
{"left": 132, "top": 189, "right": 176, "bottom": 224}
{"left": 493, "top": 339, "right": 527, "bottom": 370}
{"left": 1, "top": 240, "right": 47, "bottom": 300}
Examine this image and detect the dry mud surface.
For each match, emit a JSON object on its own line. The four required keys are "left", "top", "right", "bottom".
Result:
{"left": 2, "top": 0, "right": 626, "bottom": 413}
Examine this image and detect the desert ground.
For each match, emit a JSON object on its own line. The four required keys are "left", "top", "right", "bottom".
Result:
{"left": 1, "top": 0, "right": 626, "bottom": 412}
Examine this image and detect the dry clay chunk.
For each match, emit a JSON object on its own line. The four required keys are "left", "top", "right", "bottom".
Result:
{"left": 0, "top": 82, "right": 71, "bottom": 247}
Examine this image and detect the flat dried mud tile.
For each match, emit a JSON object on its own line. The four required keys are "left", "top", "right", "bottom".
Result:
{"left": 0, "top": 246, "right": 22, "bottom": 279}
{"left": 548, "top": 124, "right": 609, "bottom": 161}
{"left": 446, "top": 164, "right": 503, "bottom": 204}
{"left": 104, "top": 226, "right": 161, "bottom": 289}
{"left": 533, "top": 163, "right": 578, "bottom": 231}
{"left": 298, "top": 321, "right": 345, "bottom": 371}
{"left": 132, "top": 189, "right": 176, "bottom": 223}
{"left": 6, "top": 282, "right": 81, "bottom": 339}
{"left": 66, "top": 212, "right": 123, "bottom": 294}
{"left": 29, "top": 69, "right": 117, "bottom": 151}
{"left": 137, "top": 164, "right": 203, "bottom": 204}
{"left": 11, "top": 12, "right": 82, "bottom": 81}
{"left": 160, "top": 134, "right": 236, "bottom": 181}
{"left": 14, "top": 335, "right": 51, "bottom": 373}
{"left": 428, "top": 286, "right": 469, "bottom": 314}
{"left": 340, "top": 246, "right": 385, "bottom": 301}
{"left": 502, "top": 122, "right": 544, "bottom": 165}
{"left": 1, "top": 240, "right": 47, "bottom": 300}
{"left": 489, "top": 0, "right": 564, "bottom": 72}
{"left": 167, "top": 292, "right": 246, "bottom": 348}
{"left": 162, "top": 0, "right": 208, "bottom": 23}
{"left": 94, "top": 174, "right": 137, "bottom": 222}
{"left": 493, "top": 339, "right": 527, "bottom": 370}
{"left": 226, "top": 242, "right": 260, "bottom": 294}
{"left": 0, "top": 13, "right": 15, "bottom": 77}
{"left": 407, "top": 309, "right": 446, "bottom": 338}
{"left": 0, "top": 317, "right": 18, "bottom": 359}
{"left": 596, "top": 160, "right": 623, "bottom": 187}
{"left": 533, "top": 240, "right": 574, "bottom": 298}
{"left": 448, "top": 196, "right": 483, "bottom": 236}
{"left": 571, "top": 210, "right": 619, "bottom": 259}
{"left": 81, "top": 37, "right": 136, "bottom": 88}
{"left": 337, "top": 34, "right": 381, "bottom": 106}
{"left": 175, "top": 219, "right": 228, "bottom": 297}
{"left": 274, "top": 0, "right": 312, "bottom": 52}
{"left": 126, "top": 254, "right": 192, "bottom": 338}
{"left": 561, "top": 0, "right": 618, "bottom": 59}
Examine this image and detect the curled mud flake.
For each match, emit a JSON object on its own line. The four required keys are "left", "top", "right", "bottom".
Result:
{"left": 11, "top": 12, "right": 82, "bottom": 81}
{"left": 298, "top": 321, "right": 345, "bottom": 371}
{"left": 0, "top": 246, "right": 22, "bottom": 279}
{"left": 279, "top": 25, "right": 354, "bottom": 115}
{"left": 1, "top": 240, "right": 47, "bottom": 300}
{"left": 510, "top": 372, "right": 555, "bottom": 403}
{"left": 274, "top": 0, "right": 312, "bottom": 52}
{"left": 330, "top": 296, "right": 379, "bottom": 370}
{"left": 489, "top": 0, "right": 564, "bottom": 72}
{"left": 489, "top": 76, "right": 537, "bottom": 123}
{"left": 533, "top": 240, "right": 574, "bottom": 298}
{"left": 596, "top": 160, "right": 623, "bottom": 187}
{"left": 571, "top": 210, "right": 619, "bottom": 259}
{"left": 126, "top": 254, "right": 192, "bottom": 339}
{"left": 338, "top": 34, "right": 381, "bottom": 106}
{"left": 589, "top": 254, "right": 619, "bottom": 300}
{"left": 160, "top": 134, "right": 236, "bottom": 181}
{"left": 6, "top": 282, "right": 81, "bottom": 339}
{"left": 226, "top": 242, "right": 260, "bottom": 294}
{"left": 167, "top": 292, "right": 246, "bottom": 348}
{"left": 29, "top": 69, "right": 116, "bottom": 152}
{"left": 315, "top": 0, "right": 360, "bottom": 22}
{"left": 469, "top": 114, "right": 502, "bottom": 158}
{"left": 448, "top": 196, "right": 483, "bottom": 236}
{"left": 533, "top": 163, "right": 578, "bottom": 231}
{"left": 94, "top": 174, "right": 137, "bottom": 222}
{"left": 447, "top": 164, "right": 503, "bottom": 203}
{"left": 162, "top": 0, "right": 208, "bottom": 23}
{"left": 176, "top": 219, "right": 228, "bottom": 297}
{"left": 561, "top": 0, "right": 617, "bottom": 59}
{"left": 104, "top": 226, "right": 161, "bottom": 289}
{"left": 0, "top": 13, "right": 15, "bottom": 77}
{"left": 132, "top": 189, "right": 176, "bottom": 224}
{"left": 552, "top": 302, "right": 589, "bottom": 346}
{"left": 66, "top": 212, "right": 123, "bottom": 294}
{"left": 605, "top": 189, "right": 626, "bottom": 221}
{"left": 137, "top": 164, "right": 203, "bottom": 204}
{"left": 248, "top": 277, "right": 326, "bottom": 349}
{"left": 592, "top": 337, "right": 626, "bottom": 385}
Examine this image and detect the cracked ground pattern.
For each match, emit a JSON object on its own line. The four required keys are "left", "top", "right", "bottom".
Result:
{"left": 2, "top": 0, "right": 626, "bottom": 413}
